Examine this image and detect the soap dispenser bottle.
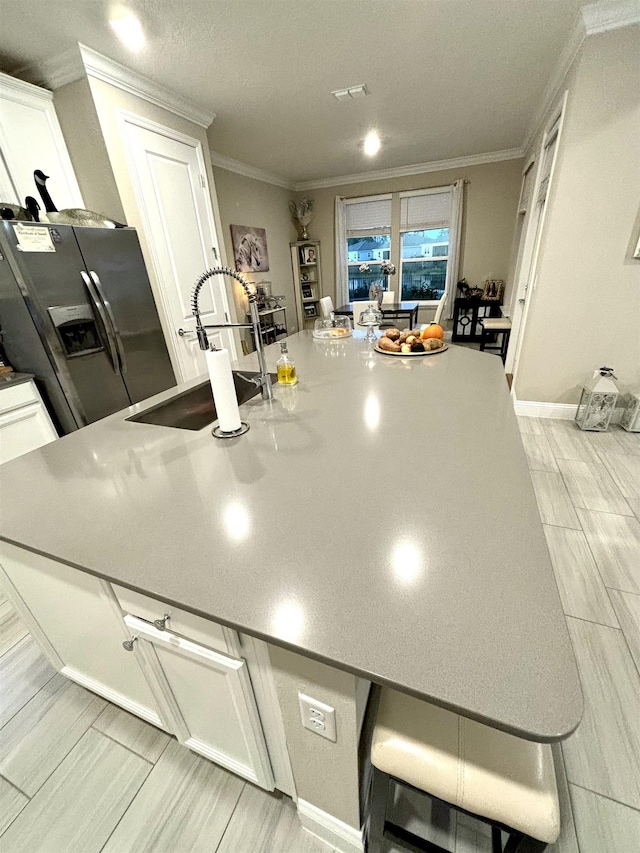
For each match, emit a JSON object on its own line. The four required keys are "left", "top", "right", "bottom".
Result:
{"left": 276, "top": 341, "right": 297, "bottom": 386}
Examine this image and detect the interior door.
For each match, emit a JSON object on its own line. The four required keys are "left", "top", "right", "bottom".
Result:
{"left": 507, "top": 102, "right": 566, "bottom": 383}
{"left": 121, "top": 115, "right": 234, "bottom": 382}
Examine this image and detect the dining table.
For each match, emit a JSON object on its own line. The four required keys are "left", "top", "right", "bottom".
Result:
{"left": 333, "top": 300, "right": 420, "bottom": 329}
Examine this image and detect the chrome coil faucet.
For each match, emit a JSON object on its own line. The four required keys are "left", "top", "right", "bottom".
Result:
{"left": 191, "top": 266, "right": 273, "bottom": 401}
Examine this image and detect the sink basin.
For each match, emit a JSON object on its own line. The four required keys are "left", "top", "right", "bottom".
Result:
{"left": 127, "top": 371, "right": 275, "bottom": 430}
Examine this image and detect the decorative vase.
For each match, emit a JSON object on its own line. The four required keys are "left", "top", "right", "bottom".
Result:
{"left": 300, "top": 226, "right": 309, "bottom": 240}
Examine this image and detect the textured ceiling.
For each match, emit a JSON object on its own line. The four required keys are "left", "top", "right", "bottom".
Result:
{"left": 0, "top": 0, "right": 585, "bottom": 182}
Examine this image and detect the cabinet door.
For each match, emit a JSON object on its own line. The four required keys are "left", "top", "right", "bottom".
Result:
{"left": 0, "top": 402, "right": 57, "bottom": 464}
{"left": 126, "top": 616, "right": 274, "bottom": 790}
{"left": 0, "top": 77, "right": 83, "bottom": 209}
{"left": 0, "top": 542, "right": 165, "bottom": 729}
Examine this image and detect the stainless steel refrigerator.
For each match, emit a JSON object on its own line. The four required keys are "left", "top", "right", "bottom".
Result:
{"left": 0, "top": 222, "right": 176, "bottom": 434}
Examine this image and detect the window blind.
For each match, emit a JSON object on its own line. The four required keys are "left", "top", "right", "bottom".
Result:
{"left": 518, "top": 163, "right": 535, "bottom": 214}
{"left": 400, "top": 189, "right": 451, "bottom": 231}
{"left": 345, "top": 196, "right": 392, "bottom": 235}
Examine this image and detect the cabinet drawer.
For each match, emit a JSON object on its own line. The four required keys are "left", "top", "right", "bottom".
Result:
{"left": 0, "top": 381, "right": 39, "bottom": 414}
{"left": 112, "top": 583, "right": 238, "bottom": 656}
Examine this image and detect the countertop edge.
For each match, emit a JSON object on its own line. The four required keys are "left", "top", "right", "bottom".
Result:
{"left": 0, "top": 531, "right": 583, "bottom": 743}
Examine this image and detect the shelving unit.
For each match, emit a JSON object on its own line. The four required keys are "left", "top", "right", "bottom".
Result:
{"left": 290, "top": 240, "right": 322, "bottom": 330}
{"left": 247, "top": 306, "right": 288, "bottom": 345}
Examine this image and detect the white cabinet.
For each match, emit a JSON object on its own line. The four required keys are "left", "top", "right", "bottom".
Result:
{"left": 0, "top": 541, "right": 166, "bottom": 729}
{"left": 0, "top": 379, "right": 58, "bottom": 464}
{"left": 125, "top": 615, "right": 274, "bottom": 790}
{"left": 0, "top": 72, "right": 83, "bottom": 209}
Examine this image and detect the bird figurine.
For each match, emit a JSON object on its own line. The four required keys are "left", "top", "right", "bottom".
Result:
{"left": 0, "top": 202, "right": 35, "bottom": 222}
{"left": 34, "top": 170, "right": 126, "bottom": 228}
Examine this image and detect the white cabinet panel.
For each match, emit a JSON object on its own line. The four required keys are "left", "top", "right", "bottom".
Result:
{"left": 126, "top": 615, "right": 274, "bottom": 790}
{"left": 0, "top": 542, "right": 163, "bottom": 726}
{"left": 0, "top": 401, "right": 57, "bottom": 464}
{"left": 0, "top": 73, "right": 83, "bottom": 210}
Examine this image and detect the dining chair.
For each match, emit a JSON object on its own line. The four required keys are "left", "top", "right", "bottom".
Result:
{"left": 319, "top": 296, "right": 334, "bottom": 317}
{"left": 382, "top": 290, "right": 395, "bottom": 304}
{"left": 352, "top": 301, "right": 372, "bottom": 329}
{"left": 433, "top": 291, "right": 447, "bottom": 326}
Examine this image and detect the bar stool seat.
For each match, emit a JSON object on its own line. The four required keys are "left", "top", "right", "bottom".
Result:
{"left": 369, "top": 689, "right": 560, "bottom": 852}
{"left": 480, "top": 317, "right": 512, "bottom": 363}
{"left": 481, "top": 317, "right": 512, "bottom": 331}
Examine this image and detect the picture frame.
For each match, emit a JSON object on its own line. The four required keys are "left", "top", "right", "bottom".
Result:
{"left": 482, "top": 279, "right": 504, "bottom": 301}
{"left": 304, "top": 304, "right": 316, "bottom": 318}
{"left": 300, "top": 245, "right": 317, "bottom": 265}
{"left": 230, "top": 225, "right": 270, "bottom": 272}
{"left": 301, "top": 271, "right": 310, "bottom": 282}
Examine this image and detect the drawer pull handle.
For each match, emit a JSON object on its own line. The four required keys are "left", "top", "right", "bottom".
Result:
{"left": 153, "top": 614, "right": 171, "bottom": 631}
{"left": 122, "top": 637, "right": 138, "bottom": 652}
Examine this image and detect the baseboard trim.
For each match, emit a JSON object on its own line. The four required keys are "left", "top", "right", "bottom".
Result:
{"left": 513, "top": 398, "right": 623, "bottom": 424}
{"left": 297, "top": 799, "right": 364, "bottom": 853}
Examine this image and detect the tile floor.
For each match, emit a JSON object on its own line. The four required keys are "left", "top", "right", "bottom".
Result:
{"left": 0, "top": 418, "right": 638, "bottom": 852}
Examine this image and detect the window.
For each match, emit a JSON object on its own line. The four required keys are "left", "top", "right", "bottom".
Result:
{"left": 343, "top": 188, "right": 453, "bottom": 304}
{"left": 400, "top": 228, "right": 449, "bottom": 300}
{"left": 399, "top": 189, "right": 451, "bottom": 302}
{"left": 345, "top": 195, "right": 391, "bottom": 301}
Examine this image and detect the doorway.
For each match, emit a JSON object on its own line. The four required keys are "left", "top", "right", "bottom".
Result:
{"left": 119, "top": 111, "right": 236, "bottom": 383}
{"left": 505, "top": 95, "right": 567, "bottom": 389}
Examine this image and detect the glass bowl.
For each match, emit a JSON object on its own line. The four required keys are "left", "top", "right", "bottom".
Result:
{"left": 313, "top": 314, "right": 352, "bottom": 340}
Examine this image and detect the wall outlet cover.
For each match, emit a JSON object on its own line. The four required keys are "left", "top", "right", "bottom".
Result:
{"left": 298, "top": 692, "right": 337, "bottom": 742}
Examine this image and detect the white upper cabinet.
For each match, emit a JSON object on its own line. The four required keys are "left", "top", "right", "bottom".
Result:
{"left": 0, "top": 72, "right": 83, "bottom": 210}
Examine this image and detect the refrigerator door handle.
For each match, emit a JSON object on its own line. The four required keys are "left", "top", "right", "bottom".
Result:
{"left": 89, "top": 271, "right": 128, "bottom": 374}
{"left": 80, "top": 271, "right": 120, "bottom": 375}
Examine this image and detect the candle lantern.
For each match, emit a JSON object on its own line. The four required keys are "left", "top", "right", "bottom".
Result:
{"left": 575, "top": 367, "right": 619, "bottom": 431}
{"left": 620, "top": 391, "right": 640, "bottom": 432}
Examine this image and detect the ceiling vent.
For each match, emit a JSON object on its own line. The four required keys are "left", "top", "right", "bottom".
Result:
{"left": 332, "top": 84, "right": 369, "bottom": 102}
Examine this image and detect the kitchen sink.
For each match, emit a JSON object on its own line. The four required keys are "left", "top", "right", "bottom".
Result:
{"left": 127, "top": 371, "right": 275, "bottom": 430}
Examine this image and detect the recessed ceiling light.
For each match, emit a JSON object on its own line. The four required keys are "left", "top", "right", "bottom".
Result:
{"left": 110, "top": 14, "right": 145, "bottom": 51}
{"left": 364, "top": 131, "right": 381, "bottom": 157}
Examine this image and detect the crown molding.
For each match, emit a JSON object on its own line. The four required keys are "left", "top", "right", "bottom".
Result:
{"left": 77, "top": 45, "right": 215, "bottom": 127}
{"left": 0, "top": 70, "right": 53, "bottom": 102}
{"left": 522, "top": 1, "right": 640, "bottom": 153}
{"left": 581, "top": 0, "right": 640, "bottom": 35}
{"left": 521, "top": 13, "right": 586, "bottom": 154}
{"left": 293, "top": 148, "right": 524, "bottom": 191}
{"left": 209, "top": 150, "right": 296, "bottom": 190}
{"left": 13, "top": 43, "right": 215, "bottom": 127}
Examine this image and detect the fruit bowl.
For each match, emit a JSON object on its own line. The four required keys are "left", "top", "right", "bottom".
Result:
{"left": 375, "top": 326, "right": 448, "bottom": 356}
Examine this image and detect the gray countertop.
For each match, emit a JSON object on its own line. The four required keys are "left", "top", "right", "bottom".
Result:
{"left": 0, "top": 371, "right": 35, "bottom": 388}
{"left": 0, "top": 332, "right": 582, "bottom": 741}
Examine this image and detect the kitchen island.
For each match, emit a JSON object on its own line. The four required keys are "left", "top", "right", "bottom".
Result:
{"left": 0, "top": 332, "right": 582, "bottom": 850}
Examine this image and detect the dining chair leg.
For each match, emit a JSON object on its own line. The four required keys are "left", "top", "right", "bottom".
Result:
{"left": 368, "top": 767, "right": 390, "bottom": 853}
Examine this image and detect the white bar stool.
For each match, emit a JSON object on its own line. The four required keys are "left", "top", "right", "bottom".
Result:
{"left": 368, "top": 689, "right": 560, "bottom": 853}
{"left": 479, "top": 317, "right": 512, "bottom": 363}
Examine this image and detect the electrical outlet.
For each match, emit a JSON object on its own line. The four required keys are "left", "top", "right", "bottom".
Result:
{"left": 298, "top": 693, "right": 336, "bottom": 742}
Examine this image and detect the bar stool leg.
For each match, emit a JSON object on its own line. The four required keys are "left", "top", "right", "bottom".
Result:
{"left": 480, "top": 328, "right": 488, "bottom": 352}
{"left": 500, "top": 330, "right": 511, "bottom": 364}
{"left": 492, "top": 825, "right": 503, "bottom": 852}
{"left": 503, "top": 831, "right": 547, "bottom": 852}
{"left": 368, "top": 767, "right": 390, "bottom": 853}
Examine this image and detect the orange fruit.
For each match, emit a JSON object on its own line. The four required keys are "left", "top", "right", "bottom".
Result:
{"left": 421, "top": 323, "right": 444, "bottom": 341}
